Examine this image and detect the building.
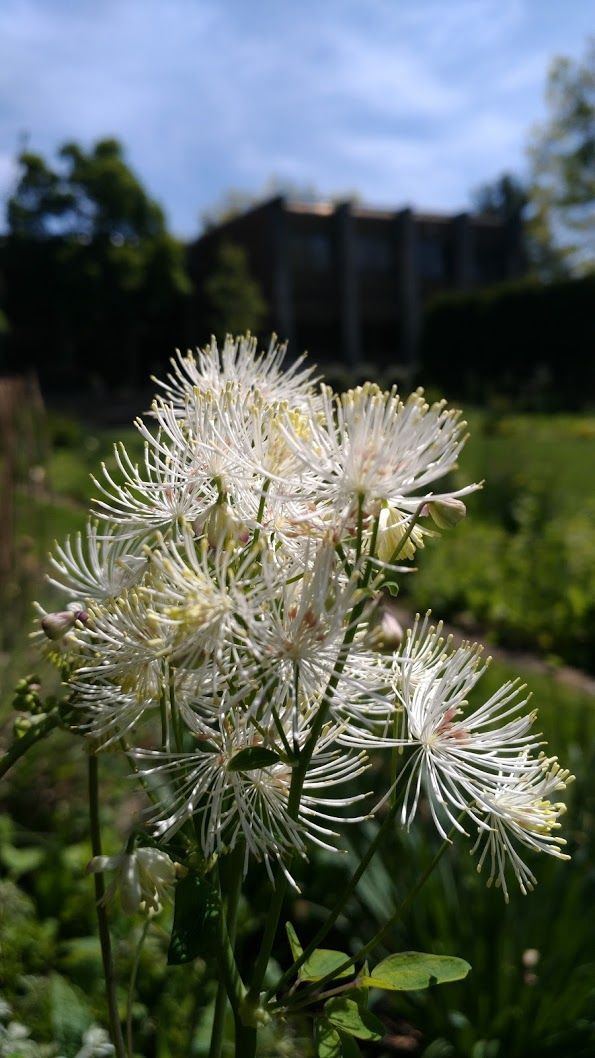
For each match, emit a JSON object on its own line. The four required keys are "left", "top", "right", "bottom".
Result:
{"left": 188, "top": 196, "right": 525, "bottom": 371}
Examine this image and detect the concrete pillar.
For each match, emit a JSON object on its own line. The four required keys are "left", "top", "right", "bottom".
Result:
{"left": 451, "top": 212, "right": 476, "bottom": 288}
{"left": 334, "top": 202, "right": 361, "bottom": 368}
{"left": 268, "top": 196, "right": 295, "bottom": 348}
{"left": 394, "top": 208, "right": 420, "bottom": 366}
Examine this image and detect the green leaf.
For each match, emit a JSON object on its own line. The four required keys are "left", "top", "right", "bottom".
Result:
{"left": 339, "top": 1034, "right": 362, "bottom": 1058}
{"left": 167, "top": 872, "right": 219, "bottom": 965}
{"left": 315, "top": 1019, "right": 342, "bottom": 1058}
{"left": 0, "top": 843, "right": 44, "bottom": 876}
{"left": 324, "top": 997, "right": 384, "bottom": 1040}
{"left": 299, "top": 948, "right": 353, "bottom": 983}
{"left": 285, "top": 923, "right": 352, "bottom": 982}
{"left": 194, "top": 739, "right": 221, "bottom": 754}
{"left": 50, "top": 973, "right": 91, "bottom": 1056}
{"left": 362, "top": 952, "right": 471, "bottom": 992}
{"left": 227, "top": 746, "right": 281, "bottom": 771}
{"left": 286, "top": 921, "right": 303, "bottom": 961}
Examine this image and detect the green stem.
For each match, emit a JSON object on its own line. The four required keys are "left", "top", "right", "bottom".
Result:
{"left": 126, "top": 919, "right": 149, "bottom": 1058}
{"left": 0, "top": 707, "right": 63, "bottom": 780}
{"left": 234, "top": 1017, "right": 257, "bottom": 1058}
{"left": 209, "top": 847, "right": 245, "bottom": 1058}
{"left": 214, "top": 856, "right": 247, "bottom": 1020}
{"left": 247, "top": 512, "right": 381, "bottom": 1007}
{"left": 88, "top": 754, "right": 127, "bottom": 1058}
{"left": 266, "top": 771, "right": 409, "bottom": 1001}
{"left": 169, "top": 666, "right": 183, "bottom": 752}
{"left": 283, "top": 821, "right": 459, "bottom": 1010}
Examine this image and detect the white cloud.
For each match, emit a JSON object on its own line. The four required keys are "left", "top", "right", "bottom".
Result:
{"left": 0, "top": 0, "right": 592, "bottom": 232}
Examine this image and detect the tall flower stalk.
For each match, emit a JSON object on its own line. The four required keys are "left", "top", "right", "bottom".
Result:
{"left": 3, "top": 334, "right": 572, "bottom": 1057}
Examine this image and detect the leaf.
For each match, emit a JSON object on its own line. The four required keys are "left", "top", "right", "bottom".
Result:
{"left": 194, "top": 739, "right": 221, "bottom": 754}
{"left": 339, "top": 1034, "right": 362, "bottom": 1058}
{"left": 324, "top": 997, "right": 384, "bottom": 1040}
{"left": 315, "top": 1019, "right": 342, "bottom": 1058}
{"left": 0, "top": 843, "right": 44, "bottom": 876}
{"left": 285, "top": 922, "right": 352, "bottom": 982}
{"left": 50, "top": 973, "right": 91, "bottom": 1056}
{"left": 286, "top": 921, "right": 303, "bottom": 961}
{"left": 299, "top": 948, "right": 353, "bottom": 983}
{"left": 362, "top": 952, "right": 471, "bottom": 992}
{"left": 167, "top": 872, "right": 219, "bottom": 965}
{"left": 227, "top": 746, "right": 281, "bottom": 771}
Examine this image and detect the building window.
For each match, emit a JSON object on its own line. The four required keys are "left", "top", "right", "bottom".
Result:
{"left": 290, "top": 232, "right": 332, "bottom": 272}
{"left": 419, "top": 237, "right": 445, "bottom": 280}
{"left": 357, "top": 234, "right": 393, "bottom": 273}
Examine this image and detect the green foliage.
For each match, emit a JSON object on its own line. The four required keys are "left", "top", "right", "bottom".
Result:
{"left": 49, "top": 974, "right": 92, "bottom": 1056}
{"left": 285, "top": 923, "right": 353, "bottom": 982}
{"left": 527, "top": 39, "right": 595, "bottom": 276}
{"left": 323, "top": 997, "right": 384, "bottom": 1040}
{"left": 167, "top": 873, "right": 219, "bottom": 965}
{"left": 362, "top": 952, "right": 471, "bottom": 991}
{"left": 204, "top": 241, "right": 267, "bottom": 338}
{"left": 471, "top": 172, "right": 528, "bottom": 224}
{"left": 228, "top": 746, "right": 282, "bottom": 771}
{"left": 291, "top": 657, "right": 595, "bottom": 1058}
{"left": 2, "top": 138, "right": 191, "bottom": 387}
{"left": 394, "top": 409, "right": 595, "bottom": 671}
{"left": 419, "top": 275, "right": 595, "bottom": 410}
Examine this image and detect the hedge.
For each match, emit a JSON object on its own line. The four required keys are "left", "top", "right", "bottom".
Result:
{"left": 418, "top": 275, "right": 595, "bottom": 409}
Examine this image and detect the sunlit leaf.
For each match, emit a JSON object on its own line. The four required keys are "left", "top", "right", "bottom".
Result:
{"left": 299, "top": 948, "right": 353, "bottom": 982}
{"left": 362, "top": 952, "right": 471, "bottom": 991}
{"left": 286, "top": 921, "right": 303, "bottom": 961}
{"left": 324, "top": 997, "right": 384, "bottom": 1040}
{"left": 315, "top": 1018, "right": 342, "bottom": 1058}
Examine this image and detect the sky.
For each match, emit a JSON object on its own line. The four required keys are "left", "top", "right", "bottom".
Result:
{"left": 0, "top": 0, "right": 593, "bottom": 236}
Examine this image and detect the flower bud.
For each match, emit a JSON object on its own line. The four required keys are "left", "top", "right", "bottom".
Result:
{"left": 427, "top": 497, "right": 467, "bottom": 530}
{"left": 367, "top": 606, "right": 404, "bottom": 652}
{"left": 41, "top": 609, "right": 88, "bottom": 641}
{"left": 87, "top": 846, "right": 176, "bottom": 915}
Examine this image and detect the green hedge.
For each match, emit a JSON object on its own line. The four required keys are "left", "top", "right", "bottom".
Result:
{"left": 418, "top": 276, "right": 595, "bottom": 409}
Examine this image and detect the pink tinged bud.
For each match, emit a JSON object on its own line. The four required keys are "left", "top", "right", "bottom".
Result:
{"left": 427, "top": 497, "right": 467, "bottom": 530}
{"left": 41, "top": 609, "right": 88, "bottom": 640}
{"left": 41, "top": 611, "right": 76, "bottom": 640}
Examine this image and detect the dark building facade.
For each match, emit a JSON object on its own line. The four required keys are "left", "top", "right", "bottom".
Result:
{"left": 188, "top": 196, "right": 525, "bottom": 369}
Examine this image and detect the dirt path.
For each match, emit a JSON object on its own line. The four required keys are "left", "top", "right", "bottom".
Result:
{"left": 391, "top": 605, "right": 595, "bottom": 699}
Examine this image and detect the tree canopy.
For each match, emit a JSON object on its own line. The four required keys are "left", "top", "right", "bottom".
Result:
{"left": 528, "top": 39, "right": 595, "bottom": 276}
{"left": 204, "top": 242, "right": 267, "bottom": 338}
{"left": 3, "top": 139, "right": 191, "bottom": 386}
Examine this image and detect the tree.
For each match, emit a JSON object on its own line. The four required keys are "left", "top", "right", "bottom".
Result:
{"left": 527, "top": 39, "right": 595, "bottom": 276}
{"left": 471, "top": 172, "right": 528, "bottom": 223}
{"left": 204, "top": 242, "right": 267, "bottom": 337}
{"left": 3, "top": 138, "right": 191, "bottom": 386}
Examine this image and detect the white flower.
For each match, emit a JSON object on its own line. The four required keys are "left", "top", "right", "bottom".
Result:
{"left": 471, "top": 757, "right": 573, "bottom": 900}
{"left": 280, "top": 383, "right": 477, "bottom": 519}
{"left": 87, "top": 846, "right": 176, "bottom": 914}
{"left": 48, "top": 521, "right": 146, "bottom": 601}
{"left": 153, "top": 334, "right": 319, "bottom": 411}
{"left": 38, "top": 335, "right": 571, "bottom": 894}
{"left": 135, "top": 711, "right": 368, "bottom": 884}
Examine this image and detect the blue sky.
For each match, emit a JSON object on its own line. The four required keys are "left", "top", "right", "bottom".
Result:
{"left": 0, "top": 0, "right": 592, "bottom": 236}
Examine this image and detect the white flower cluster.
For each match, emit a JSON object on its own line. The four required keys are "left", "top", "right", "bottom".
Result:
{"left": 43, "top": 335, "right": 571, "bottom": 898}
